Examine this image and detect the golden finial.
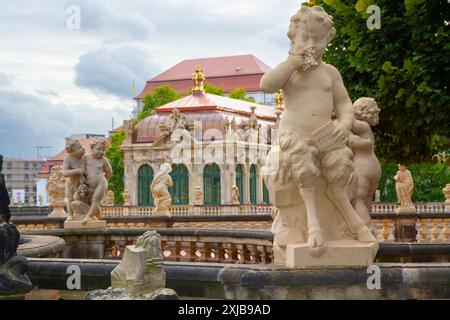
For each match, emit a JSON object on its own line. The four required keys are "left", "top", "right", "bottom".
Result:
{"left": 308, "top": 0, "right": 316, "bottom": 5}
{"left": 275, "top": 89, "right": 284, "bottom": 111}
{"left": 192, "top": 65, "right": 206, "bottom": 95}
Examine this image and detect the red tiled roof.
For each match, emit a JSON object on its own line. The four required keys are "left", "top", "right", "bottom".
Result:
{"left": 37, "top": 138, "right": 94, "bottom": 178}
{"left": 136, "top": 55, "right": 272, "bottom": 99}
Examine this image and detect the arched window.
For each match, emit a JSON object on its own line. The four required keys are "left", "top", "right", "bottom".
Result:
{"left": 169, "top": 164, "right": 189, "bottom": 204}
{"left": 263, "top": 180, "right": 270, "bottom": 204}
{"left": 235, "top": 164, "right": 244, "bottom": 204}
{"left": 138, "top": 165, "right": 154, "bottom": 205}
{"left": 204, "top": 163, "right": 221, "bottom": 205}
{"left": 249, "top": 164, "right": 257, "bottom": 204}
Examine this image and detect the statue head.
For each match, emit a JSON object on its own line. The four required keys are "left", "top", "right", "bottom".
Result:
{"left": 90, "top": 137, "right": 109, "bottom": 159}
{"left": 353, "top": 97, "right": 380, "bottom": 126}
{"left": 159, "top": 163, "right": 172, "bottom": 175}
{"left": 65, "top": 137, "right": 85, "bottom": 159}
{"left": 398, "top": 164, "right": 406, "bottom": 171}
{"left": 288, "top": 5, "right": 336, "bottom": 61}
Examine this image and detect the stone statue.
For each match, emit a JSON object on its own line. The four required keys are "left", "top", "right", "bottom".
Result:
{"left": 86, "top": 230, "right": 179, "bottom": 300}
{"left": 46, "top": 165, "right": 68, "bottom": 217}
{"left": 348, "top": 97, "right": 381, "bottom": 227}
{"left": 394, "top": 164, "right": 415, "bottom": 211}
{"left": 62, "top": 137, "right": 86, "bottom": 221}
{"left": 194, "top": 186, "right": 203, "bottom": 205}
{"left": 231, "top": 185, "right": 240, "bottom": 205}
{"left": 123, "top": 120, "right": 134, "bottom": 144}
{"left": 38, "top": 195, "right": 43, "bottom": 207}
{"left": 0, "top": 171, "right": 33, "bottom": 298}
{"left": 63, "top": 137, "right": 113, "bottom": 229}
{"left": 103, "top": 190, "right": 115, "bottom": 206}
{"left": 151, "top": 163, "right": 173, "bottom": 216}
{"left": 260, "top": 5, "right": 377, "bottom": 267}
{"left": 28, "top": 195, "right": 34, "bottom": 207}
{"left": 123, "top": 188, "right": 131, "bottom": 206}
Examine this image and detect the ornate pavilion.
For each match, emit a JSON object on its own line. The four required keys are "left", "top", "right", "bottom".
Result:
{"left": 121, "top": 67, "right": 282, "bottom": 206}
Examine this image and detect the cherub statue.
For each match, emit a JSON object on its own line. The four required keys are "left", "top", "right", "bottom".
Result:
{"left": 62, "top": 137, "right": 86, "bottom": 221}
{"left": 151, "top": 163, "right": 173, "bottom": 215}
{"left": 231, "top": 185, "right": 240, "bottom": 204}
{"left": 260, "top": 5, "right": 375, "bottom": 260}
{"left": 81, "top": 137, "right": 113, "bottom": 224}
{"left": 394, "top": 164, "right": 414, "bottom": 209}
{"left": 348, "top": 97, "right": 381, "bottom": 227}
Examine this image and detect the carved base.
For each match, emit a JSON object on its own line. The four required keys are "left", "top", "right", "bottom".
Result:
{"left": 153, "top": 209, "right": 170, "bottom": 216}
{"left": 395, "top": 207, "right": 416, "bottom": 213}
{"left": 285, "top": 240, "right": 378, "bottom": 268}
{"left": 48, "top": 207, "right": 68, "bottom": 218}
{"left": 64, "top": 220, "right": 107, "bottom": 230}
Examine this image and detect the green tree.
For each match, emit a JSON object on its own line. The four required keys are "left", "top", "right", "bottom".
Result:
{"left": 312, "top": 0, "right": 450, "bottom": 162}
{"left": 137, "top": 86, "right": 181, "bottom": 121}
{"left": 105, "top": 131, "right": 125, "bottom": 204}
{"left": 204, "top": 83, "right": 225, "bottom": 96}
{"left": 229, "top": 88, "right": 256, "bottom": 103}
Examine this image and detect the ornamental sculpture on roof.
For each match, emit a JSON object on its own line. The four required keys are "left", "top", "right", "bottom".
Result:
{"left": 192, "top": 65, "right": 205, "bottom": 94}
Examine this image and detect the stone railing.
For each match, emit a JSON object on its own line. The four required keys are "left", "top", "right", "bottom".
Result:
{"left": 100, "top": 204, "right": 273, "bottom": 217}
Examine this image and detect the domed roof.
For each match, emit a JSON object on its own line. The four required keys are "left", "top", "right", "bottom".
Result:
{"left": 133, "top": 93, "right": 277, "bottom": 144}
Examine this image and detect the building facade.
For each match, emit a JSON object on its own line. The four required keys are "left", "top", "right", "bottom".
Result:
{"left": 3, "top": 157, "right": 45, "bottom": 205}
{"left": 123, "top": 70, "right": 279, "bottom": 206}
{"left": 133, "top": 54, "right": 275, "bottom": 118}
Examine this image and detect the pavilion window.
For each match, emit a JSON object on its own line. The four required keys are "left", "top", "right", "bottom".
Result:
{"left": 235, "top": 164, "right": 244, "bottom": 204}
{"left": 249, "top": 164, "right": 257, "bottom": 204}
{"left": 204, "top": 163, "right": 221, "bottom": 205}
{"left": 169, "top": 164, "right": 189, "bottom": 205}
{"left": 263, "top": 180, "right": 270, "bottom": 204}
{"left": 138, "top": 164, "right": 154, "bottom": 205}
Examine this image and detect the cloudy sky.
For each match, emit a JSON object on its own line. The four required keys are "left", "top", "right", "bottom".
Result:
{"left": 0, "top": 0, "right": 306, "bottom": 158}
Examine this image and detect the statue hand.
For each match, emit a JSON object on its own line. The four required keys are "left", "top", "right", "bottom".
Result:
{"left": 287, "top": 53, "right": 304, "bottom": 70}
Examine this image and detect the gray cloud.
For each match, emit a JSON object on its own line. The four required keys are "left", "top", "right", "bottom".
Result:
{"left": 74, "top": 45, "right": 161, "bottom": 98}
{"left": 0, "top": 88, "right": 129, "bottom": 158}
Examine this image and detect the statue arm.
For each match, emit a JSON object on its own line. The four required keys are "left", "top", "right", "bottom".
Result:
{"left": 260, "top": 56, "right": 299, "bottom": 93}
{"left": 104, "top": 159, "right": 113, "bottom": 181}
{"left": 327, "top": 65, "right": 354, "bottom": 135}
{"left": 348, "top": 134, "right": 373, "bottom": 150}
{"left": 62, "top": 159, "right": 82, "bottom": 177}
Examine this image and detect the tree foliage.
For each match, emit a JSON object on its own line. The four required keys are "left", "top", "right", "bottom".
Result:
{"left": 204, "top": 83, "right": 225, "bottom": 96}
{"left": 106, "top": 131, "right": 125, "bottom": 204}
{"left": 136, "top": 86, "right": 181, "bottom": 121}
{"left": 313, "top": 0, "right": 450, "bottom": 162}
{"left": 228, "top": 88, "right": 256, "bottom": 103}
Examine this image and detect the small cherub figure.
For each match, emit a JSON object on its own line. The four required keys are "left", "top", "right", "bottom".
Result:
{"left": 81, "top": 137, "right": 112, "bottom": 224}
{"left": 348, "top": 97, "right": 381, "bottom": 227}
{"left": 62, "top": 137, "right": 86, "bottom": 221}
{"left": 151, "top": 163, "right": 173, "bottom": 215}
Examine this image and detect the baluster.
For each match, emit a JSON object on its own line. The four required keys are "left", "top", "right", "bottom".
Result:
{"left": 381, "top": 218, "right": 390, "bottom": 242}
{"left": 441, "top": 219, "right": 450, "bottom": 242}
{"left": 430, "top": 218, "right": 441, "bottom": 242}
{"left": 417, "top": 218, "right": 431, "bottom": 243}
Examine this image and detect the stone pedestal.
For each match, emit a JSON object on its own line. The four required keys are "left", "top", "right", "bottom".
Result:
{"left": 48, "top": 201, "right": 68, "bottom": 218}
{"left": 393, "top": 210, "right": 417, "bottom": 242}
{"left": 394, "top": 207, "right": 416, "bottom": 213}
{"left": 153, "top": 209, "right": 170, "bottom": 216}
{"left": 64, "top": 220, "right": 107, "bottom": 230}
{"left": 285, "top": 240, "right": 378, "bottom": 268}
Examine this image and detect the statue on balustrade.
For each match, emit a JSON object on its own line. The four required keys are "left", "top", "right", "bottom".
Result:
{"left": 63, "top": 137, "right": 113, "bottom": 229}
{"left": 231, "top": 185, "right": 240, "bottom": 205}
{"left": 46, "top": 165, "right": 67, "bottom": 217}
{"left": 394, "top": 164, "right": 415, "bottom": 211}
{"left": 261, "top": 5, "right": 378, "bottom": 267}
{"left": 151, "top": 163, "right": 173, "bottom": 216}
{"left": 348, "top": 97, "right": 381, "bottom": 227}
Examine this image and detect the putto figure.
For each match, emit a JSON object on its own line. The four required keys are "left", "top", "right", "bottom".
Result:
{"left": 348, "top": 97, "right": 381, "bottom": 226}
{"left": 261, "top": 5, "right": 377, "bottom": 266}
{"left": 63, "top": 136, "right": 113, "bottom": 229}
{"left": 151, "top": 163, "right": 173, "bottom": 216}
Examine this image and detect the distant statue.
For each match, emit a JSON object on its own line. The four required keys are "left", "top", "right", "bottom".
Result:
{"left": 28, "top": 195, "right": 34, "bottom": 207}
{"left": 231, "top": 185, "right": 240, "bottom": 205}
{"left": 123, "top": 188, "right": 131, "bottom": 206}
{"left": 38, "top": 195, "right": 43, "bottom": 207}
{"left": 46, "top": 165, "right": 67, "bottom": 217}
{"left": 103, "top": 190, "right": 115, "bottom": 206}
{"left": 394, "top": 164, "right": 414, "bottom": 209}
{"left": 62, "top": 137, "right": 86, "bottom": 221}
{"left": 151, "top": 163, "right": 173, "bottom": 215}
{"left": 122, "top": 120, "right": 134, "bottom": 144}
{"left": 348, "top": 97, "right": 381, "bottom": 227}
{"left": 194, "top": 186, "right": 203, "bottom": 205}
{"left": 63, "top": 137, "right": 113, "bottom": 229}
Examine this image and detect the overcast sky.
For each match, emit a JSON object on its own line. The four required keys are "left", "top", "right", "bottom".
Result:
{"left": 0, "top": 0, "right": 306, "bottom": 158}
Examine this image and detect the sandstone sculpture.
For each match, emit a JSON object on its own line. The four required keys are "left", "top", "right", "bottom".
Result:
{"left": 46, "top": 165, "right": 68, "bottom": 217}
{"left": 348, "top": 97, "right": 381, "bottom": 226}
{"left": 103, "top": 190, "right": 115, "bottom": 206}
{"left": 231, "top": 185, "right": 240, "bottom": 205}
{"left": 63, "top": 137, "right": 112, "bottom": 229}
{"left": 87, "top": 231, "right": 177, "bottom": 300}
{"left": 394, "top": 164, "right": 415, "bottom": 212}
{"left": 123, "top": 188, "right": 131, "bottom": 206}
{"left": 260, "top": 5, "right": 377, "bottom": 267}
{"left": 151, "top": 163, "right": 173, "bottom": 216}
{"left": 194, "top": 186, "right": 203, "bottom": 205}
